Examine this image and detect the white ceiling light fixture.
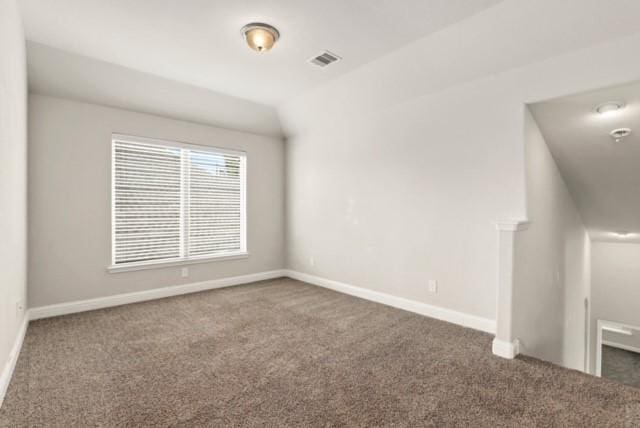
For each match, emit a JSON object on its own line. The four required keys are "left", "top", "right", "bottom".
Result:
{"left": 241, "top": 23, "right": 280, "bottom": 53}
{"left": 610, "top": 128, "right": 631, "bottom": 142}
{"left": 594, "top": 101, "right": 625, "bottom": 116}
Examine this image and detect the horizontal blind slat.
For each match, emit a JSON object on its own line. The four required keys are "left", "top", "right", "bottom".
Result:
{"left": 114, "top": 138, "right": 245, "bottom": 265}
{"left": 114, "top": 140, "right": 182, "bottom": 264}
{"left": 187, "top": 150, "right": 242, "bottom": 258}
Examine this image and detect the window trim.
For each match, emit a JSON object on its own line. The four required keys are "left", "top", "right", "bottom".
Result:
{"left": 108, "top": 133, "right": 248, "bottom": 273}
{"left": 107, "top": 252, "right": 250, "bottom": 273}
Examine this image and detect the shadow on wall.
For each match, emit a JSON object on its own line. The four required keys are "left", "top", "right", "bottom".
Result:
{"left": 509, "top": 108, "right": 590, "bottom": 371}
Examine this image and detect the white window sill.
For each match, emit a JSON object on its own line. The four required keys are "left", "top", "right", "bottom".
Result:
{"left": 107, "top": 252, "right": 249, "bottom": 273}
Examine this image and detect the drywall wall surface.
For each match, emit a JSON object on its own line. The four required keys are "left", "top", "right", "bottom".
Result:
{"left": 27, "top": 42, "right": 283, "bottom": 138}
{"left": 284, "top": 77, "right": 525, "bottom": 321}
{"left": 279, "top": 2, "right": 640, "bottom": 325}
{"left": 602, "top": 329, "right": 640, "bottom": 352}
{"left": 0, "top": 0, "right": 28, "bottom": 394}
{"left": 28, "top": 94, "right": 285, "bottom": 307}
{"left": 590, "top": 242, "right": 640, "bottom": 373}
{"left": 512, "top": 109, "right": 590, "bottom": 370}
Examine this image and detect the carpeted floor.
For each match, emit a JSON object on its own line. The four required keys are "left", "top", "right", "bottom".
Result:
{"left": 1, "top": 278, "right": 639, "bottom": 427}
{"left": 603, "top": 345, "right": 640, "bottom": 389}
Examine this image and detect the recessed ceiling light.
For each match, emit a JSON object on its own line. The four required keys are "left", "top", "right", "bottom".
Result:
{"left": 595, "top": 101, "right": 625, "bottom": 115}
{"left": 241, "top": 23, "right": 280, "bottom": 52}
{"left": 610, "top": 128, "right": 631, "bottom": 142}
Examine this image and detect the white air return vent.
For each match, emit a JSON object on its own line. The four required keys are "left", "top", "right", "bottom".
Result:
{"left": 309, "top": 51, "right": 341, "bottom": 68}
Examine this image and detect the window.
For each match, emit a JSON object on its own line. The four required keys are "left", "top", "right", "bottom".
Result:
{"left": 110, "top": 134, "right": 246, "bottom": 271}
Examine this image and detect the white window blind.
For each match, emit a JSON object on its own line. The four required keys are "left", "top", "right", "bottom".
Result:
{"left": 112, "top": 135, "right": 246, "bottom": 268}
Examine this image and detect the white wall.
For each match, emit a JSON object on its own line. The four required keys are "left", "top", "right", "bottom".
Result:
{"left": 0, "top": 0, "right": 28, "bottom": 399}
{"left": 279, "top": 2, "right": 640, "bottom": 337}
{"left": 283, "top": 78, "right": 524, "bottom": 322}
{"left": 27, "top": 42, "right": 283, "bottom": 138}
{"left": 590, "top": 242, "right": 640, "bottom": 372}
{"left": 511, "top": 110, "right": 590, "bottom": 370}
{"left": 16, "top": 0, "right": 640, "bottom": 372}
{"left": 602, "top": 329, "right": 640, "bottom": 352}
{"left": 28, "top": 94, "right": 285, "bottom": 308}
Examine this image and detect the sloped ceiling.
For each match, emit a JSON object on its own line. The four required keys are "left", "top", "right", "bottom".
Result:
{"left": 19, "top": 0, "right": 640, "bottom": 140}
{"left": 19, "top": 0, "right": 501, "bottom": 106}
{"left": 530, "top": 81, "right": 640, "bottom": 243}
{"left": 27, "top": 42, "right": 284, "bottom": 138}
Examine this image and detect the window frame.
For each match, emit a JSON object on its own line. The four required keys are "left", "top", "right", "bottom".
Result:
{"left": 108, "top": 133, "right": 248, "bottom": 273}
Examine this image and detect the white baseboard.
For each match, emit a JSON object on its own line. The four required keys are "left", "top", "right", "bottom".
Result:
{"left": 29, "top": 270, "right": 287, "bottom": 321}
{"left": 25, "top": 269, "right": 497, "bottom": 333}
{"left": 5, "top": 268, "right": 498, "bottom": 408}
{"left": 602, "top": 340, "right": 640, "bottom": 355}
{"left": 492, "top": 338, "right": 520, "bottom": 359}
{"left": 0, "top": 315, "right": 28, "bottom": 407}
{"left": 285, "top": 270, "right": 496, "bottom": 334}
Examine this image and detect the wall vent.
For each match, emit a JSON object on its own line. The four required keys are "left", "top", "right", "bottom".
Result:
{"left": 309, "top": 51, "right": 341, "bottom": 68}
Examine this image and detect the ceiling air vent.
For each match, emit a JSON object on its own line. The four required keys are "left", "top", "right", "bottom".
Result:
{"left": 309, "top": 51, "right": 341, "bottom": 68}
{"left": 610, "top": 128, "right": 631, "bottom": 142}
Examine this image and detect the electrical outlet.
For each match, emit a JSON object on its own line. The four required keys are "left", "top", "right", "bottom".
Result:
{"left": 181, "top": 267, "right": 189, "bottom": 278}
{"left": 309, "top": 257, "right": 315, "bottom": 267}
{"left": 428, "top": 280, "right": 438, "bottom": 293}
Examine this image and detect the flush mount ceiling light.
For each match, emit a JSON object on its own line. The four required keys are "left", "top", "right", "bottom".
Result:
{"left": 610, "top": 127, "right": 631, "bottom": 142}
{"left": 241, "top": 23, "right": 280, "bottom": 52}
{"left": 595, "top": 101, "right": 625, "bottom": 115}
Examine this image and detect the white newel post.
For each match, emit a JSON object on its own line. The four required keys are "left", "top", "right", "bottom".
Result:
{"left": 492, "top": 219, "right": 530, "bottom": 359}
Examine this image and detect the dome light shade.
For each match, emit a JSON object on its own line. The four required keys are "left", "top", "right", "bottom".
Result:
{"left": 595, "top": 101, "right": 625, "bottom": 115}
{"left": 242, "top": 23, "right": 280, "bottom": 52}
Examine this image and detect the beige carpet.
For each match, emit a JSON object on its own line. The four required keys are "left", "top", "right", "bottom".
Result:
{"left": 1, "top": 278, "right": 639, "bottom": 427}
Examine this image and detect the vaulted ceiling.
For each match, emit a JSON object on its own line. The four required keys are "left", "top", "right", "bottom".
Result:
{"left": 18, "top": 0, "right": 501, "bottom": 106}
{"left": 19, "top": 0, "right": 640, "bottom": 142}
